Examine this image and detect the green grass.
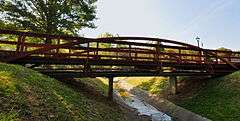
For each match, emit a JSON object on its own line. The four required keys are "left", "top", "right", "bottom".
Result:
{"left": 177, "top": 72, "right": 240, "bottom": 121}
{"left": 136, "top": 77, "right": 169, "bottom": 94}
{"left": 116, "top": 77, "right": 169, "bottom": 95}
{"left": 0, "top": 63, "right": 130, "bottom": 121}
{"left": 117, "top": 77, "right": 158, "bottom": 86}
{"left": 75, "top": 77, "right": 109, "bottom": 96}
{"left": 117, "top": 76, "right": 167, "bottom": 86}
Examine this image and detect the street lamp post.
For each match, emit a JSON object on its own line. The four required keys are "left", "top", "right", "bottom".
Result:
{"left": 195, "top": 36, "right": 201, "bottom": 62}
{"left": 196, "top": 36, "right": 200, "bottom": 47}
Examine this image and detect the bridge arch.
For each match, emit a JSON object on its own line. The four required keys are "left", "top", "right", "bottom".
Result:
{"left": 0, "top": 29, "right": 239, "bottom": 76}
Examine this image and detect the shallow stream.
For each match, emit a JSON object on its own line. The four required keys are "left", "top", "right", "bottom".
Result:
{"left": 114, "top": 80, "right": 172, "bottom": 121}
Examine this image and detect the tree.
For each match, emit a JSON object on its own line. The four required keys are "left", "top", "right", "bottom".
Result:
{"left": 97, "top": 32, "right": 114, "bottom": 48}
{"left": 0, "top": 0, "right": 97, "bottom": 43}
{"left": 217, "top": 47, "right": 232, "bottom": 58}
{"left": 217, "top": 47, "right": 232, "bottom": 52}
{"left": 97, "top": 32, "right": 114, "bottom": 38}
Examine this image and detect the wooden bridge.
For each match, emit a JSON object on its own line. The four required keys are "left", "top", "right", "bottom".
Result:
{"left": 0, "top": 29, "right": 240, "bottom": 99}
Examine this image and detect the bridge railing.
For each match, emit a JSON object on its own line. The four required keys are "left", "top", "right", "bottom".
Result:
{"left": 0, "top": 29, "right": 240, "bottom": 73}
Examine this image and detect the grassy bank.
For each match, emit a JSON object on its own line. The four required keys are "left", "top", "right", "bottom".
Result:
{"left": 116, "top": 77, "right": 169, "bottom": 94}
{"left": 177, "top": 72, "right": 240, "bottom": 121}
{"left": 74, "top": 77, "right": 109, "bottom": 96}
{"left": 0, "top": 63, "right": 130, "bottom": 121}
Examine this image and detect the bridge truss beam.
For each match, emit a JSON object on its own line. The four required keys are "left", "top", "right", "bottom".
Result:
{"left": 0, "top": 29, "right": 239, "bottom": 77}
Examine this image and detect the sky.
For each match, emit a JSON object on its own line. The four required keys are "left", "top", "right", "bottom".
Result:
{"left": 80, "top": 0, "right": 240, "bottom": 50}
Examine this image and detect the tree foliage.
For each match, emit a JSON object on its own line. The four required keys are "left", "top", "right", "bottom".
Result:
{"left": 96, "top": 32, "right": 115, "bottom": 48}
{"left": 217, "top": 47, "right": 232, "bottom": 57}
{"left": 217, "top": 47, "right": 232, "bottom": 52}
{"left": 97, "top": 32, "right": 114, "bottom": 38}
{"left": 0, "top": 0, "right": 97, "bottom": 35}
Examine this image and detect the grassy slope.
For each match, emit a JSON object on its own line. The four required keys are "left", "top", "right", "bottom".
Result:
{"left": 177, "top": 72, "right": 240, "bottom": 121}
{"left": 116, "top": 77, "right": 168, "bottom": 94}
{"left": 0, "top": 63, "right": 129, "bottom": 121}
{"left": 75, "top": 77, "right": 109, "bottom": 96}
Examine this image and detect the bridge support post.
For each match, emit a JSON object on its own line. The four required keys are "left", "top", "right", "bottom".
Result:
{"left": 169, "top": 76, "right": 177, "bottom": 95}
{"left": 108, "top": 76, "right": 114, "bottom": 100}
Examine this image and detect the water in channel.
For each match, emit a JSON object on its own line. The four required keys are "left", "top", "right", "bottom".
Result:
{"left": 114, "top": 80, "right": 172, "bottom": 121}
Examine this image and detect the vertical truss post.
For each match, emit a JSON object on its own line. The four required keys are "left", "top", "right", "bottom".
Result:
{"left": 228, "top": 51, "right": 232, "bottom": 62}
{"left": 155, "top": 42, "right": 159, "bottom": 61}
{"left": 96, "top": 42, "right": 99, "bottom": 56}
{"left": 156, "top": 41, "right": 162, "bottom": 71}
{"left": 16, "top": 35, "right": 26, "bottom": 54}
{"left": 19, "top": 36, "right": 26, "bottom": 53}
{"left": 56, "top": 38, "right": 60, "bottom": 54}
{"left": 198, "top": 49, "right": 202, "bottom": 64}
{"left": 87, "top": 41, "right": 90, "bottom": 59}
{"left": 129, "top": 44, "right": 132, "bottom": 60}
{"left": 68, "top": 49, "right": 72, "bottom": 58}
{"left": 94, "top": 42, "right": 99, "bottom": 56}
{"left": 84, "top": 42, "right": 90, "bottom": 73}
{"left": 16, "top": 36, "right": 21, "bottom": 53}
{"left": 95, "top": 42, "right": 100, "bottom": 60}
{"left": 178, "top": 49, "right": 182, "bottom": 63}
{"left": 116, "top": 44, "right": 119, "bottom": 60}
{"left": 215, "top": 51, "right": 218, "bottom": 64}
{"left": 135, "top": 48, "right": 137, "bottom": 60}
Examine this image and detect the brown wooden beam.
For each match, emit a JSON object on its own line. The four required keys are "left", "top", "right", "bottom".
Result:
{"left": 108, "top": 76, "right": 114, "bottom": 100}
